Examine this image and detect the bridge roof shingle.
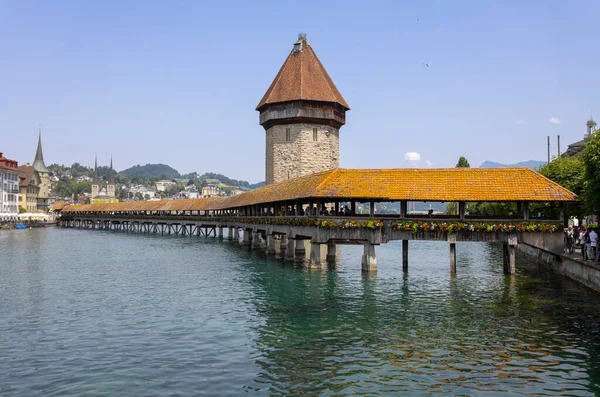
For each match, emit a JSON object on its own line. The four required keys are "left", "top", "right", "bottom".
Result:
{"left": 62, "top": 168, "right": 578, "bottom": 214}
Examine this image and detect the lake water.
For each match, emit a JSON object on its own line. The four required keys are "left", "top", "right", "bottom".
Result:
{"left": 1, "top": 227, "right": 600, "bottom": 396}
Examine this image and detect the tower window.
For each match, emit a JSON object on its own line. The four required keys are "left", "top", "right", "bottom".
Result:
{"left": 313, "top": 128, "right": 318, "bottom": 141}
{"left": 286, "top": 128, "right": 291, "bottom": 141}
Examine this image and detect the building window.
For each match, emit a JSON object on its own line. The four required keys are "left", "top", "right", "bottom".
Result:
{"left": 286, "top": 128, "right": 291, "bottom": 141}
{"left": 313, "top": 128, "right": 318, "bottom": 141}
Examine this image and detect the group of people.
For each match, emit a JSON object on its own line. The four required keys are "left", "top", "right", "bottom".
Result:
{"left": 301, "top": 205, "right": 352, "bottom": 216}
{"left": 0, "top": 217, "right": 19, "bottom": 224}
{"left": 276, "top": 205, "right": 353, "bottom": 217}
{"left": 564, "top": 225, "right": 599, "bottom": 261}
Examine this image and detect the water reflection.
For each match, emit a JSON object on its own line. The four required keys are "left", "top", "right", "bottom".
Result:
{"left": 235, "top": 240, "right": 600, "bottom": 395}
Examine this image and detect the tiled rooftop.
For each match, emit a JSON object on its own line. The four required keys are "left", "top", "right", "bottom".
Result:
{"left": 256, "top": 35, "right": 349, "bottom": 110}
{"left": 63, "top": 168, "right": 578, "bottom": 213}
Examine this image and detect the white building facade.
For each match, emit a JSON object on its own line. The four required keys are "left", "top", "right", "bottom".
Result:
{"left": 1, "top": 152, "right": 24, "bottom": 221}
{"left": 156, "top": 180, "right": 177, "bottom": 192}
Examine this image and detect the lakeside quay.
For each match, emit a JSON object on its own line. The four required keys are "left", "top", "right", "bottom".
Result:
{"left": 0, "top": 223, "right": 54, "bottom": 230}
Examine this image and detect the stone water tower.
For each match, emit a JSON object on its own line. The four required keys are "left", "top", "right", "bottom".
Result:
{"left": 257, "top": 34, "right": 350, "bottom": 185}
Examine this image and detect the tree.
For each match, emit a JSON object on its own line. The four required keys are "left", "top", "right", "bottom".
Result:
{"left": 165, "top": 183, "right": 184, "bottom": 197}
{"left": 467, "top": 202, "right": 517, "bottom": 217}
{"left": 538, "top": 154, "right": 585, "bottom": 222}
{"left": 117, "top": 188, "right": 128, "bottom": 201}
{"left": 446, "top": 157, "right": 471, "bottom": 214}
{"left": 582, "top": 132, "right": 600, "bottom": 216}
{"left": 115, "top": 173, "right": 129, "bottom": 185}
{"left": 70, "top": 162, "right": 92, "bottom": 178}
{"left": 456, "top": 156, "right": 470, "bottom": 168}
{"left": 48, "top": 163, "right": 68, "bottom": 174}
{"left": 19, "top": 207, "right": 26, "bottom": 214}
{"left": 54, "top": 180, "right": 74, "bottom": 197}
{"left": 75, "top": 180, "right": 92, "bottom": 195}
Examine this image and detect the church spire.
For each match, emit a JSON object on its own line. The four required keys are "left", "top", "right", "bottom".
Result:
{"left": 33, "top": 124, "right": 49, "bottom": 173}
{"left": 109, "top": 154, "right": 115, "bottom": 183}
{"left": 93, "top": 153, "right": 98, "bottom": 184}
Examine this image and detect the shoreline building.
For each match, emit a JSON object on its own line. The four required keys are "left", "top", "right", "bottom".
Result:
{"left": 257, "top": 34, "right": 350, "bottom": 185}
{"left": 564, "top": 117, "right": 597, "bottom": 157}
{"left": 32, "top": 128, "right": 50, "bottom": 212}
{"left": 0, "top": 151, "right": 24, "bottom": 221}
{"left": 18, "top": 163, "right": 41, "bottom": 213}
{"left": 91, "top": 155, "right": 118, "bottom": 204}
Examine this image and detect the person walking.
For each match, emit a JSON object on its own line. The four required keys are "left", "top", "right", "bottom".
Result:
{"left": 584, "top": 228, "right": 592, "bottom": 261}
{"left": 596, "top": 229, "right": 600, "bottom": 263}
{"left": 579, "top": 227, "right": 587, "bottom": 260}
{"left": 590, "top": 228, "right": 598, "bottom": 261}
{"left": 565, "top": 225, "right": 574, "bottom": 254}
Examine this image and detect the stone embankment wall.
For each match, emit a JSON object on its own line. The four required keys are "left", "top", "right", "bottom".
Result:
{"left": 517, "top": 243, "right": 600, "bottom": 293}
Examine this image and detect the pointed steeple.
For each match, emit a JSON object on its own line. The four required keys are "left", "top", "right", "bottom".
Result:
{"left": 33, "top": 124, "right": 49, "bottom": 173}
{"left": 93, "top": 154, "right": 98, "bottom": 184}
{"left": 256, "top": 34, "right": 350, "bottom": 111}
{"left": 109, "top": 154, "right": 115, "bottom": 183}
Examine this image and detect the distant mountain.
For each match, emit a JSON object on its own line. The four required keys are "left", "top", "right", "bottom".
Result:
{"left": 479, "top": 160, "right": 546, "bottom": 170}
{"left": 120, "top": 164, "right": 181, "bottom": 179}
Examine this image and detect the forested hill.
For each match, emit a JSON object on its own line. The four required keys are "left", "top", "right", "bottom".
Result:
{"left": 120, "top": 164, "right": 181, "bottom": 179}
{"left": 118, "top": 164, "right": 264, "bottom": 188}
{"left": 200, "top": 172, "right": 264, "bottom": 189}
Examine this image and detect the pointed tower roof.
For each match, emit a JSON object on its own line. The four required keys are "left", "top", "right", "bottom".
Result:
{"left": 587, "top": 116, "right": 596, "bottom": 129}
{"left": 33, "top": 125, "right": 48, "bottom": 173}
{"left": 256, "top": 34, "right": 350, "bottom": 111}
{"left": 93, "top": 154, "right": 98, "bottom": 184}
{"left": 109, "top": 154, "right": 115, "bottom": 183}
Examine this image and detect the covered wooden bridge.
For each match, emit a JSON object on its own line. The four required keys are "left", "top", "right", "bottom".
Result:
{"left": 60, "top": 168, "right": 578, "bottom": 274}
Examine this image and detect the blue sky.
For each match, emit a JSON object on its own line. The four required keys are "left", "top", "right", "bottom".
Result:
{"left": 1, "top": 0, "right": 598, "bottom": 183}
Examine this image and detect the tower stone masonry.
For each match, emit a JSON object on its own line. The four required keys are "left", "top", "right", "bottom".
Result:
{"left": 257, "top": 34, "right": 350, "bottom": 185}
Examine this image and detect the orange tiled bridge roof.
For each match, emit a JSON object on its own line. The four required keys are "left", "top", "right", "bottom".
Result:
{"left": 62, "top": 168, "right": 578, "bottom": 214}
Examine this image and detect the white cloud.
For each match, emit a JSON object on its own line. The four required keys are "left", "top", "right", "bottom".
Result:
{"left": 401, "top": 152, "right": 433, "bottom": 168}
{"left": 548, "top": 117, "right": 561, "bottom": 124}
{"left": 404, "top": 152, "right": 421, "bottom": 162}
{"left": 516, "top": 120, "right": 527, "bottom": 125}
